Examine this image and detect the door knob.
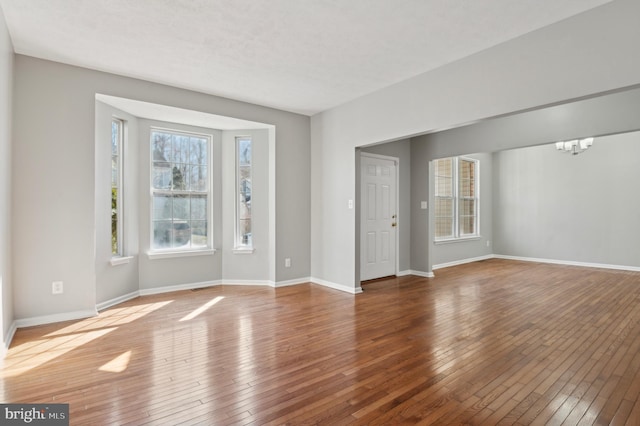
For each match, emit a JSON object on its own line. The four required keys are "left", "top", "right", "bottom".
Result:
{"left": 392, "top": 222, "right": 397, "bottom": 227}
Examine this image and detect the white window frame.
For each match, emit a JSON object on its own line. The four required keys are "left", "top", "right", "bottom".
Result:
{"left": 149, "top": 127, "right": 214, "bottom": 256}
{"left": 235, "top": 136, "right": 253, "bottom": 251}
{"left": 434, "top": 156, "right": 479, "bottom": 242}
{"left": 111, "top": 118, "right": 124, "bottom": 257}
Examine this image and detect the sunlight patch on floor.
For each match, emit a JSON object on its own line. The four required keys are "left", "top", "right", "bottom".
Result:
{"left": 1, "top": 327, "right": 117, "bottom": 378}
{"left": 2, "top": 300, "right": 174, "bottom": 378}
{"left": 179, "top": 296, "right": 224, "bottom": 321}
{"left": 99, "top": 350, "right": 132, "bottom": 373}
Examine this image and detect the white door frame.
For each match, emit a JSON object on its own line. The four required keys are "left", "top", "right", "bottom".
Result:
{"left": 359, "top": 152, "right": 400, "bottom": 281}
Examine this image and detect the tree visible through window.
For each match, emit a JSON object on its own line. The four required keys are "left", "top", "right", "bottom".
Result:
{"left": 236, "top": 137, "right": 252, "bottom": 247}
{"left": 151, "top": 129, "right": 210, "bottom": 250}
{"left": 434, "top": 156, "right": 478, "bottom": 240}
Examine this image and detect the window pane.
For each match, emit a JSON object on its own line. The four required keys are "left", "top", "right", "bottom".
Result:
{"left": 435, "top": 197, "right": 453, "bottom": 217}
{"left": 459, "top": 159, "right": 475, "bottom": 180}
{"left": 459, "top": 199, "right": 475, "bottom": 216}
{"left": 191, "top": 195, "right": 207, "bottom": 220}
{"left": 171, "top": 220, "right": 191, "bottom": 248}
{"left": 190, "top": 166, "right": 207, "bottom": 192}
{"left": 111, "top": 158, "right": 118, "bottom": 187}
{"left": 433, "top": 157, "right": 479, "bottom": 240}
{"left": 152, "top": 132, "right": 172, "bottom": 162}
{"left": 435, "top": 218, "right": 453, "bottom": 239}
{"left": 172, "top": 165, "right": 189, "bottom": 191}
{"left": 111, "top": 119, "right": 123, "bottom": 256}
{"left": 173, "top": 195, "right": 190, "bottom": 220}
{"left": 173, "top": 134, "right": 190, "bottom": 164}
{"left": 190, "top": 137, "right": 208, "bottom": 165}
{"left": 151, "top": 129, "right": 211, "bottom": 252}
{"left": 238, "top": 138, "right": 251, "bottom": 166}
{"left": 153, "top": 221, "right": 173, "bottom": 249}
{"left": 237, "top": 137, "right": 252, "bottom": 247}
{"left": 153, "top": 195, "right": 173, "bottom": 220}
{"left": 436, "top": 176, "right": 453, "bottom": 197}
{"left": 459, "top": 178, "right": 474, "bottom": 197}
{"left": 460, "top": 216, "right": 475, "bottom": 235}
{"left": 111, "top": 121, "right": 119, "bottom": 156}
{"left": 435, "top": 158, "right": 453, "bottom": 177}
{"left": 239, "top": 219, "right": 251, "bottom": 245}
{"left": 190, "top": 220, "right": 207, "bottom": 248}
{"left": 435, "top": 158, "right": 453, "bottom": 197}
{"left": 153, "top": 164, "right": 172, "bottom": 189}
{"left": 111, "top": 188, "right": 118, "bottom": 254}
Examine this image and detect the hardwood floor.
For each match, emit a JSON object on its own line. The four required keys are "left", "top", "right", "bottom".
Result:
{"left": 3, "top": 259, "right": 640, "bottom": 425}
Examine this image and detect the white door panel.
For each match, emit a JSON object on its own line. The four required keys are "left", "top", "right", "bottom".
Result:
{"left": 360, "top": 155, "right": 397, "bottom": 281}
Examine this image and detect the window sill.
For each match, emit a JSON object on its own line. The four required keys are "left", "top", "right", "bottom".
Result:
{"left": 434, "top": 236, "right": 481, "bottom": 245}
{"left": 233, "top": 247, "right": 255, "bottom": 254}
{"left": 110, "top": 256, "right": 134, "bottom": 266}
{"left": 147, "top": 249, "right": 216, "bottom": 260}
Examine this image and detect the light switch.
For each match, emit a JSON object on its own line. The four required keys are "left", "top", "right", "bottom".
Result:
{"left": 421, "top": 201, "right": 428, "bottom": 209}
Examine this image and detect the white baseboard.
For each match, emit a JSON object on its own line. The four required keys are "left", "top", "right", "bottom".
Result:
{"left": 433, "top": 254, "right": 495, "bottom": 271}
{"left": 310, "top": 277, "right": 362, "bottom": 294}
{"left": 97, "top": 291, "right": 140, "bottom": 311}
{"left": 493, "top": 255, "right": 640, "bottom": 272}
{"left": 406, "top": 270, "right": 435, "bottom": 278}
{"left": 2, "top": 321, "right": 17, "bottom": 358}
{"left": 274, "top": 277, "right": 311, "bottom": 288}
{"left": 222, "top": 279, "right": 271, "bottom": 286}
{"left": 139, "top": 280, "right": 223, "bottom": 296}
{"left": 15, "top": 309, "right": 98, "bottom": 329}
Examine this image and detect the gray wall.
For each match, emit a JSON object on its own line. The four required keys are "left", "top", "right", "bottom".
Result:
{"left": 311, "top": 0, "right": 640, "bottom": 290}
{"left": 493, "top": 132, "right": 640, "bottom": 267}
{"left": 95, "top": 102, "right": 140, "bottom": 303}
{"left": 360, "top": 139, "right": 411, "bottom": 274}
{"left": 222, "top": 129, "right": 270, "bottom": 281}
{"left": 431, "top": 152, "right": 493, "bottom": 268}
{"left": 409, "top": 139, "right": 430, "bottom": 274}
{"left": 12, "top": 55, "right": 310, "bottom": 321}
{"left": 0, "top": 7, "right": 13, "bottom": 348}
{"left": 96, "top": 108, "right": 275, "bottom": 298}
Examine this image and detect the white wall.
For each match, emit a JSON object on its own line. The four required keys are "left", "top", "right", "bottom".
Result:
{"left": 12, "top": 56, "right": 310, "bottom": 321}
{"left": 310, "top": 0, "right": 640, "bottom": 289}
{"left": 493, "top": 132, "right": 640, "bottom": 268}
{"left": 0, "top": 6, "right": 14, "bottom": 349}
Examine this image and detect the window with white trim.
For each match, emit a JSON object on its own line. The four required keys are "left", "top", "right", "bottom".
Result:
{"left": 111, "top": 118, "right": 124, "bottom": 256}
{"left": 236, "top": 137, "right": 252, "bottom": 248}
{"left": 151, "top": 129, "right": 211, "bottom": 251}
{"left": 434, "top": 156, "right": 479, "bottom": 241}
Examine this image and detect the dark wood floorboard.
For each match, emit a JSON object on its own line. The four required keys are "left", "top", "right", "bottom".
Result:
{"left": 3, "top": 259, "right": 640, "bottom": 425}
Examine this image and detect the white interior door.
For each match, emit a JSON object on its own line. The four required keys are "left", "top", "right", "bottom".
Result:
{"left": 360, "top": 154, "right": 397, "bottom": 281}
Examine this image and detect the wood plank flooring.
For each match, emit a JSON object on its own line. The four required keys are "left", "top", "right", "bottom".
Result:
{"left": 3, "top": 259, "right": 640, "bottom": 424}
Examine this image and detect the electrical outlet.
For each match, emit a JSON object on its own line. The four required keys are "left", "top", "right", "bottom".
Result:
{"left": 52, "top": 281, "right": 64, "bottom": 295}
{"left": 486, "top": 240, "right": 491, "bottom": 247}
{"left": 285, "top": 258, "right": 291, "bottom": 268}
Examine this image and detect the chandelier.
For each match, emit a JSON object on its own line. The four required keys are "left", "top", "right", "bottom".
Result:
{"left": 555, "top": 137, "right": 594, "bottom": 155}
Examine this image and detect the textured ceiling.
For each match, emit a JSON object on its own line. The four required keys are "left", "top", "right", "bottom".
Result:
{"left": 0, "top": 0, "right": 611, "bottom": 115}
